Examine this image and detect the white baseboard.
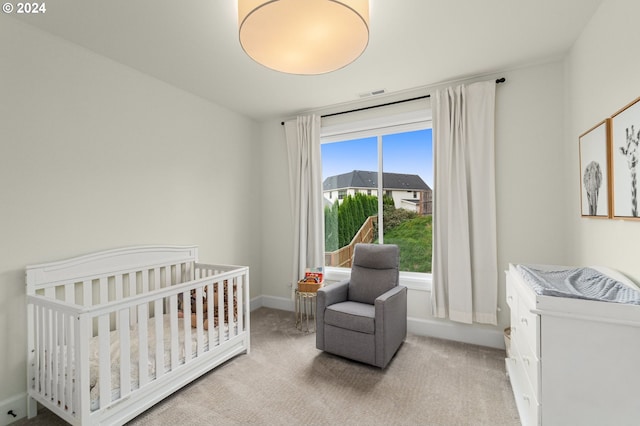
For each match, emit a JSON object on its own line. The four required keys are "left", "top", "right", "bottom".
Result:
{"left": 1, "top": 393, "right": 26, "bottom": 426}
{"left": 407, "top": 316, "right": 505, "bottom": 350}
{"left": 250, "top": 295, "right": 294, "bottom": 312}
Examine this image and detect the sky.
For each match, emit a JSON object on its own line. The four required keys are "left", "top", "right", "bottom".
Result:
{"left": 321, "top": 128, "right": 433, "bottom": 187}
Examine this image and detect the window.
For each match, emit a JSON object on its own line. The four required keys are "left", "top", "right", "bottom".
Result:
{"left": 321, "top": 106, "right": 432, "bottom": 276}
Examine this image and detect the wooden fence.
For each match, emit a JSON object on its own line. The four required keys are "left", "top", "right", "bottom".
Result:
{"left": 324, "top": 216, "right": 377, "bottom": 268}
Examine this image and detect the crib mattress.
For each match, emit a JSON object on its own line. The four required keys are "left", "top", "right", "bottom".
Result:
{"left": 89, "top": 314, "right": 235, "bottom": 411}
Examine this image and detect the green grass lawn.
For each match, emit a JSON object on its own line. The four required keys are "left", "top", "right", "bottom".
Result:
{"left": 382, "top": 215, "right": 432, "bottom": 273}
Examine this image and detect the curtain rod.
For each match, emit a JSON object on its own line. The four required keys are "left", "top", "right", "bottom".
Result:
{"left": 281, "top": 77, "right": 505, "bottom": 125}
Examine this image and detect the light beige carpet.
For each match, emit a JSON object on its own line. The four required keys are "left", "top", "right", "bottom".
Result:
{"left": 15, "top": 308, "right": 520, "bottom": 426}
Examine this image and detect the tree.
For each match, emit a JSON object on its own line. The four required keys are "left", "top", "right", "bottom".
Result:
{"left": 324, "top": 202, "right": 339, "bottom": 252}
{"left": 325, "top": 194, "right": 382, "bottom": 250}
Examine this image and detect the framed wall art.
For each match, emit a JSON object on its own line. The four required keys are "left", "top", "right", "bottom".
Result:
{"left": 579, "top": 119, "right": 610, "bottom": 218}
{"left": 611, "top": 96, "right": 640, "bottom": 220}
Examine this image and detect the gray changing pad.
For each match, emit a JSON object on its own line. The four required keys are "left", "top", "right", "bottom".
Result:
{"left": 516, "top": 265, "right": 640, "bottom": 305}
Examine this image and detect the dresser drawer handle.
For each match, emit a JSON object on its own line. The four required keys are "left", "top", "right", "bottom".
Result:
{"left": 522, "top": 394, "right": 531, "bottom": 405}
{"left": 520, "top": 317, "right": 528, "bottom": 325}
{"left": 522, "top": 356, "right": 531, "bottom": 366}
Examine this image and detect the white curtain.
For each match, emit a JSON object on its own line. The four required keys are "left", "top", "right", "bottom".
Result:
{"left": 284, "top": 115, "right": 325, "bottom": 297}
{"left": 431, "top": 81, "right": 498, "bottom": 325}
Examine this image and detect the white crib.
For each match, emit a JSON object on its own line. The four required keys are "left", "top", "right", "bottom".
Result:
{"left": 25, "top": 245, "right": 250, "bottom": 425}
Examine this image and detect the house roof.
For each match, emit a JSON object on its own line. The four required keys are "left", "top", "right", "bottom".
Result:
{"left": 323, "top": 170, "right": 431, "bottom": 192}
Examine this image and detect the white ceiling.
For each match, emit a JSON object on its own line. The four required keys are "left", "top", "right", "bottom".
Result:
{"left": 12, "top": 0, "right": 603, "bottom": 121}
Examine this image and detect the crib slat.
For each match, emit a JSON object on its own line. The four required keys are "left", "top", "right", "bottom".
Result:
{"left": 217, "top": 281, "right": 225, "bottom": 343}
{"left": 55, "top": 311, "right": 63, "bottom": 408}
{"left": 153, "top": 267, "right": 161, "bottom": 291}
{"left": 99, "top": 277, "right": 108, "bottom": 305}
{"left": 138, "top": 303, "right": 149, "bottom": 387}
{"left": 31, "top": 305, "right": 38, "bottom": 394}
{"left": 115, "top": 275, "right": 124, "bottom": 302}
{"left": 98, "top": 314, "right": 111, "bottom": 407}
{"left": 129, "top": 272, "right": 137, "bottom": 326}
{"left": 64, "top": 283, "right": 74, "bottom": 304}
{"left": 44, "top": 287, "right": 55, "bottom": 300}
{"left": 77, "top": 314, "right": 90, "bottom": 422}
{"left": 83, "top": 280, "right": 92, "bottom": 307}
{"left": 185, "top": 261, "right": 193, "bottom": 281}
{"left": 169, "top": 295, "right": 179, "bottom": 370}
{"left": 38, "top": 306, "right": 45, "bottom": 397}
{"left": 237, "top": 275, "right": 244, "bottom": 333}
{"left": 227, "top": 279, "right": 234, "bottom": 338}
{"left": 175, "top": 263, "right": 182, "bottom": 285}
{"left": 45, "top": 307, "right": 53, "bottom": 401}
{"left": 142, "top": 269, "right": 149, "bottom": 294}
{"left": 60, "top": 313, "right": 69, "bottom": 411}
{"left": 115, "top": 275, "right": 123, "bottom": 330}
{"left": 154, "top": 299, "right": 164, "bottom": 378}
{"left": 119, "top": 309, "right": 132, "bottom": 397}
{"left": 182, "top": 290, "right": 192, "bottom": 364}
{"left": 206, "top": 282, "right": 215, "bottom": 347}
{"left": 65, "top": 313, "right": 74, "bottom": 414}
{"left": 52, "top": 311, "right": 60, "bottom": 405}
{"left": 195, "top": 287, "right": 204, "bottom": 357}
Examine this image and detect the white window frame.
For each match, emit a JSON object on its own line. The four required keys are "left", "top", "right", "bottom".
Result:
{"left": 321, "top": 107, "right": 433, "bottom": 292}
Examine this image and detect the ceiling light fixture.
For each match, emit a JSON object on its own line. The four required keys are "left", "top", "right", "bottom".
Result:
{"left": 238, "top": 0, "right": 369, "bottom": 75}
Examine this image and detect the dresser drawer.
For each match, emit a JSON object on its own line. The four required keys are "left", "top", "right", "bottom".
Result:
{"left": 506, "top": 350, "right": 540, "bottom": 426}
{"left": 517, "top": 295, "right": 540, "bottom": 356}
{"left": 506, "top": 273, "right": 517, "bottom": 310}
{"left": 512, "top": 328, "right": 540, "bottom": 396}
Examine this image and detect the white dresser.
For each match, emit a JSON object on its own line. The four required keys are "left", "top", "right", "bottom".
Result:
{"left": 505, "top": 264, "right": 640, "bottom": 426}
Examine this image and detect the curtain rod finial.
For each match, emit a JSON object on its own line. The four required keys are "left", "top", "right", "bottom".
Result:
{"left": 496, "top": 77, "right": 506, "bottom": 84}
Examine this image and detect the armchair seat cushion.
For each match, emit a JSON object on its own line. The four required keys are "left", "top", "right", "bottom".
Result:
{"left": 325, "top": 301, "right": 375, "bottom": 334}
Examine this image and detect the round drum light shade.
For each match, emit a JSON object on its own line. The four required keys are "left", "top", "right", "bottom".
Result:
{"left": 238, "top": 0, "right": 369, "bottom": 75}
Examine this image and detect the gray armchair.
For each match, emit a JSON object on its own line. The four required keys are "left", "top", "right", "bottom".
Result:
{"left": 316, "top": 243, "right": 407, "bottom": 368}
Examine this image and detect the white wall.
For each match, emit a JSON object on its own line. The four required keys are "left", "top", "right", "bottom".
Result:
{"left": 0, "top": 17, "right": 261, "bottom": 409}
{"left": 258, "top": 60, "right": 569, "bottom": 346}
{"left": 566, "top": 0, "right": 640, "bottom": 282}
{"left": 259, "top": 121, "right": 296, "bottom": 304}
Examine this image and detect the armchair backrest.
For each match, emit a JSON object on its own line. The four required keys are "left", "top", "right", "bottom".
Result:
{"left": 348, "top": 244, "right": 400, "bottom": 305}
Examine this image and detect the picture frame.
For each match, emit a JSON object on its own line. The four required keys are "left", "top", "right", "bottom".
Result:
{"left": 611, "top": 96, "right": 640, "bottom": 220}
{"left": 579, "top": 119, "right": 611, "bottom": 218}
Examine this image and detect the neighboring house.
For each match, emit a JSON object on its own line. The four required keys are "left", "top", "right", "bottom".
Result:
{"left": 323, "top": 170, "right": 432, "bottom": 215}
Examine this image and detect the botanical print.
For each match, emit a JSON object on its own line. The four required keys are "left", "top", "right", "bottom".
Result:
{"left": 618, "top": 125, "right": 639, "bottom": 216}
{"left": 612, "top": 98, "right": 640, "bottom": 219}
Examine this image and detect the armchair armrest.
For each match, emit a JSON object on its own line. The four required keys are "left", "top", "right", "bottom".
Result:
{"left": 317, "top": 279, "right": 349, "bottom": 307}
{"left": 316, "top": 279, "right": 349, "bottom": 351}
{"left": 375, "top": 285, "right": 407, "bottom": 367}
{"left": 375, "top": 285, "right": 406, "bottom": 305}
